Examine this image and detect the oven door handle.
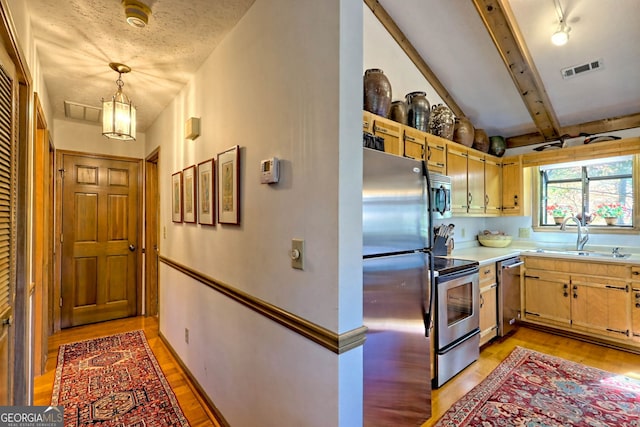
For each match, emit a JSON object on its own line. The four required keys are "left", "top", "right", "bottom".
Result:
{"left": 502, "top": 261, "right": 524, "bottom": 270}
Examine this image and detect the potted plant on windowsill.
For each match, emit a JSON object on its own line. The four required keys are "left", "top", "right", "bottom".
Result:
{"left": 595, "top": 203, "right": 625, "bottom": 226}
{"left": 547, "top": 204, "right": 570, "bottom": 224}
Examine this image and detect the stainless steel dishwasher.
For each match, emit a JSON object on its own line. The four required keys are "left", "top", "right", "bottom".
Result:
{"left": 497, "top": 256, "right": 524, "bottom": 336}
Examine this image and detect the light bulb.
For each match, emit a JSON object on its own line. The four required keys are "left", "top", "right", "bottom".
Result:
{"left": 551, "top": 23, "right": 570, "bottom": 46}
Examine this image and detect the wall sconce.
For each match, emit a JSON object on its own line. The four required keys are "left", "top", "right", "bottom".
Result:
{"left": 185, "top": 117, "right": 200, "bottom": 140}
{"left": 102, "top": 63, "right": 137, "bottom": 141}
{"left": 551, "top": 0, "right": 571, "bottom": 46}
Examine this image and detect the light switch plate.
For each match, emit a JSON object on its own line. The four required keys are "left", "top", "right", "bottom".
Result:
{"left": 291, "top": 238, "right": 304, "bottom": 270}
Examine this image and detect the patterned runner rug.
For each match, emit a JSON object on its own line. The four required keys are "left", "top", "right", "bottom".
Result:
{"left": 434, "top": 346, "right": 640, "bottom": 426}
{"left": 52, "top": 330, "right": 190, "bottom": 427}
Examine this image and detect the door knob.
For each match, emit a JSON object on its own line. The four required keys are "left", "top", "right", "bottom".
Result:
{"left": 129, "top": 244, "right": 136, "bottom": 252}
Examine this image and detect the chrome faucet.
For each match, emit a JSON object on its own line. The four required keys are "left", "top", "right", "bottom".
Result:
{"left": 560, "top": 216, "right": 589, "bottom": 250}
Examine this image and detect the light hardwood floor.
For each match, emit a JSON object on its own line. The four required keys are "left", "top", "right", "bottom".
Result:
{"left": 425, "top": 326, "right": 640, "bottom": 426}
{"left": 34, "top": 317, "right": 640, "bottom": 426}
{"left": 33, "top": 316, "right": 220, "bottom": 427}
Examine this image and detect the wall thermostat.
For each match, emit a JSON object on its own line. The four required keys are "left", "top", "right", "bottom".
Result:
{"left": 260, "top": 157, "right": 280, "bottom": 184}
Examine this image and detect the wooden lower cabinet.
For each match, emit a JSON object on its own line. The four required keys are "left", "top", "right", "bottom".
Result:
{"left": 523, "top": 257, "right": 635, "bottom": 346}
{"left": 524, "top": 269, "right": 571, "bottom": 326}
{"left": 478, "top": 263, "right": 498, "bottom": 346}
{"left": 632, "top": 266, "right": 640, "bottom": 342}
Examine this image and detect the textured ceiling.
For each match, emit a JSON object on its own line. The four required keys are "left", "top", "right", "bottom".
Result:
{"left": 27, "top": 0, "right": 255, "bottom": 132}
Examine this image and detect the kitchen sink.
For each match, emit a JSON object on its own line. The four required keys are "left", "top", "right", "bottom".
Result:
{"left": 530, "top": 248, "right": 630, "bottom": 259}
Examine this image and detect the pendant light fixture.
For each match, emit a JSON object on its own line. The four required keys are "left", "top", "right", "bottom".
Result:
{"left": 102, "top": 62, "right": 137, "bottom": 141}
{"left": 551, "top": 0, "right": 571, "bottom": 46}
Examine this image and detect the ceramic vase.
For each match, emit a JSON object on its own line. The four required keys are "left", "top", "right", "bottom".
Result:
{"left": 363, "top": 69, "right": 392, "bottom": 117}
{"left": 489, "top": 135, "right": 506, "bottom": 157}
{"left": 453, "top": 117, "right": 474, "bottom": 147}
{"left": 405, "top": 91, "right": 430, "bottom": 132}
{"left": 604, "top": 217, "right": 618, "bottom": 226}
{"left": 427, "top": 104, "right": 455, "bottom": 140}
{"left": 473, "top": 128, "right": 490, "bottom": 153}
{"left": 388, "top": 100, "right": 407, "bottom": 124}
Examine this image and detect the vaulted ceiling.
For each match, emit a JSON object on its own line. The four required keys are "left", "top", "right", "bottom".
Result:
{"left": 21, "top": 1, "right": 640, "bottom": 148}
{"left": 368, "top": 0, "right": 640, "bottom": 147}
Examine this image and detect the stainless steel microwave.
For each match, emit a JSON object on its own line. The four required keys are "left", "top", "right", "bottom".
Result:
{"left": 429, "top": 172, "right": 452, "bottom": 219}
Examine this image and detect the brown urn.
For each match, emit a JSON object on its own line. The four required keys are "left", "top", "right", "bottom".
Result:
{"left": 472, "top": 128, "right": 490, "bottom": 153}
{"left": 453, "top": 117, "right": 474, "bottom": 147}
{"left": 363, "top": 69, "right": 392, "bottom": 117}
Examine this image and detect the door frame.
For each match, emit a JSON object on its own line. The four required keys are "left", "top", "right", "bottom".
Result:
{"left": 144, "top": 148, "right": 159, "bottom": 316}
{"left": 54, "top": 150, "right": 144, "bottom": 330}
{"left": 32, "top": 92, "right": 52, "bottom": 375}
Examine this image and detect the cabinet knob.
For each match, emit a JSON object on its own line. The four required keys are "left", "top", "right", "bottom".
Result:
{"left": 573, "top": 293, "right": 578, "bottom": 299}
{"left": 637, "top": 303, "right": 640, "bottom": 308}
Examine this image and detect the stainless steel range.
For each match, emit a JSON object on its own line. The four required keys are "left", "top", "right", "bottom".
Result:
{"left": 431, "top": 257, "right": 480, "bottom": 388}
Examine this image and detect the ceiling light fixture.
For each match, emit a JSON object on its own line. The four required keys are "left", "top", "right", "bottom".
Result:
{"left": 102, "top": 63, "right": 137, "bottom": 141}
{"left": 123, "top": 0, "right": 151, "bottom": 28}
{"left": 551, "top": 0, "right": 571, "bottom": 46}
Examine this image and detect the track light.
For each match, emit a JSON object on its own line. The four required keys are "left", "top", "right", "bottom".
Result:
{"left": 551, "top": 0, "right": 571, "bottom": 46}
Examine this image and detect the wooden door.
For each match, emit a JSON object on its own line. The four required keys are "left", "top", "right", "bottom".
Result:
{"left": 501, "top": 156, "right": 522, "bottom": 215}
{"left": 446, "top": 146, "right": 468, "bottom": 214}
{"left": 484, "top": 157, "right": 501, "bottom": 216}
{"left": 60, "top": 153, "right": 140, "bottom": 328}
{"left": 524, "top": 270, "right": 571, "bottom": 325}
{"left": 0, "top": 38, "right": 17, "bottom": 406}
{"left": 145, "top": 150, "right": 159, "bottom": 316}
{"left": 467, "top": 153, "right": 485, "bottom": 214}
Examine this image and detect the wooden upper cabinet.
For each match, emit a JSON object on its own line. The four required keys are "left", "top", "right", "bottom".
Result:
{"left": 372, "top": 116, "right": 402, "bottom": 156}
{"left": 501, "top": 155, "right": 523, "bottom": 216}
{"left": 363, "top": 111, "right": 373, "bottom": 134}
{"left": 425, "top": 134, "right": 447, "bottom": 175}
{"left": 403, "top": 126, "right": 426, "bottom": 161}
{"left": 447, "top": 145, "right": 469, "bottom": 214}
{"left": 467, "top": 152, "right": 485, "bottom": 215}
{"left": 484, "top": 156, "right": 501, "bottom": 216}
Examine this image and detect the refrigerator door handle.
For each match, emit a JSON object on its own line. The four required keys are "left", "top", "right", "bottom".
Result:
{"left": 422, "top": 160, "right": 432, "bottom": 250}
{"left": 424, "top": 251, "right": 436, "bottom": 337}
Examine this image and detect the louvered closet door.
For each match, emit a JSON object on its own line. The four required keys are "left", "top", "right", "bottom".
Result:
{"left": 0, "top": 43, "right": 17, "bottom": 406}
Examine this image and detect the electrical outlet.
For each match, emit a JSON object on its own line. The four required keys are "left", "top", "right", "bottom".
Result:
{"left": 519, "top": 227, "right": 531, "bottom": 238}
{"left": 291, "top": 238, "right": 304, "bottom": 270}
{"left": 163, "top": 226, "right": 167, "bottom": 239}
{"left": 460, "top": 228, "right": 466, "bottom": 238}
{"left": 184, "top": 328, "right": 189, "bottom": 344}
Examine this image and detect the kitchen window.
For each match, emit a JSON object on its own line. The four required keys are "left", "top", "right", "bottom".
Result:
{"left": 537, "top": 155, "right": 635, "bottom": 228}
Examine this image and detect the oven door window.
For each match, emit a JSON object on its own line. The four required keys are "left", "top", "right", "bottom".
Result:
{"left": 446, "top": 282, "right": 473, "bottom": 325}
{"left": 432, "top": 186, "right": 450, "bottom": 216}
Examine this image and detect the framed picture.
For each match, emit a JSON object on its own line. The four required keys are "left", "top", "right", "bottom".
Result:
{"left": 171, "top": 171, "right": 183, "bottom": 223}
{"left": 217, "top": 145, "right": 240, "bottom": 224}
{"left": 183, "top": 165, "right": 197, "bottom": 223}
{"left": 197, "top": 158, "right": 215, "bottom": 225}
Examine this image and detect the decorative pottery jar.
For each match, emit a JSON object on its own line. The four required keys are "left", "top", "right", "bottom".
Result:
{"left": 427, "top": 104, "right": 455, "bottom": 140}
{"left": 489, "top": 135, "right": 506, "bottom": 157}
{"left": 452, "top": 117, "right": 474, "bottom": 147}
{"left": 473, "top": 128, "right": 490, "bottom": 153}
{"left": 388, "top": 100, "right": 407, "bottom": 124}
{"left": 363, "top": 69, "right": 392, "bottom": 117}
{"left": 405, "top": 91, "right": 430, "bottom": 132}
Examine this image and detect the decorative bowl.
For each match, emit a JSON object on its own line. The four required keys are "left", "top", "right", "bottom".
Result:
{"left": 478, "top": 234, "right": 513, "bottom": 248}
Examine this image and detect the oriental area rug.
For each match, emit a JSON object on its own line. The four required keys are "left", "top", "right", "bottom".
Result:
{"left": 434, "top": 346, "right": 640, "bottom": 426}
{"left": 51, "top": 330, "right": 190, "bottom": 427}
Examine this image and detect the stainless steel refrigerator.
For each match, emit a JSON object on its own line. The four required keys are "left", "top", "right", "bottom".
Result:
{"left": 363, "top": 147, "right": 434, "bottom": 425}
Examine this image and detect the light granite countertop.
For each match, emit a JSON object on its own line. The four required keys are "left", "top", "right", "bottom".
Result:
{"left": 447, "top": 243, "right": 640, "bottom": 266}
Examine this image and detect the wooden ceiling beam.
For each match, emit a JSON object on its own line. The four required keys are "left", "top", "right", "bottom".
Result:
{"left": 363, "top": 0, "right": 465, "bottom": 117}
{"left": 471, "top": 0, "right": 560, "bottom": 141}
{"left": 507, "top": 112, "right": 640, "bottom": 148}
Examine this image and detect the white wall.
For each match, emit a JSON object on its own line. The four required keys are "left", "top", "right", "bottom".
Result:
{"left": 53, "top": 119, "right": 146, "bottom": 158}
{"left": 147, "top": 0, "right": 363, "bottom": 425}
